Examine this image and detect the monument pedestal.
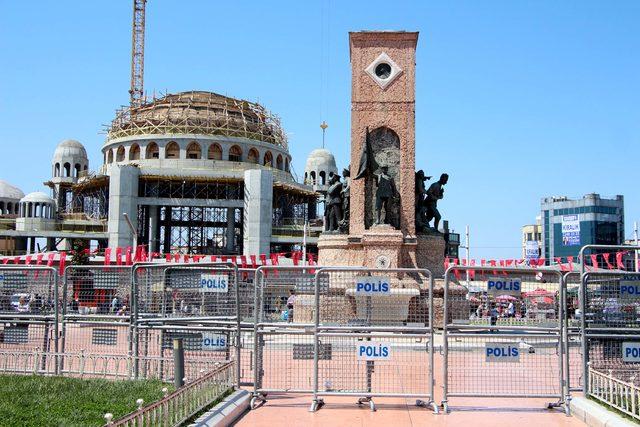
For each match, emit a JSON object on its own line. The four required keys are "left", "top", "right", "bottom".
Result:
{"left": 318, "top": 225, "right": 445, "bottom": 276}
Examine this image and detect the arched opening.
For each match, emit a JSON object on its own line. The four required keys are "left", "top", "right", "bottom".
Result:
{"left": 310, "top": 171, "right": 316, "bottom": 184}
{"left": 107, "top": 149, "right": 114, "bottom": 163}
{"left": 304, "top": 172, "right": 308, "bottom": 184}
{"left": 263, "top": 151, "right": 273, "bottom": 167}
{"left": 83, "top": 164, "right": 88, "bottom": 171}
{"left": 229, "top": 145, "right": 242, "bottom": 162}
{"left": 247, "top": 148, "right": 259, "bottom": 164}
{"left": 14, "top": 204, "right": 19, "bottom": 215}
{"left": 146, "top": 142, "right": 159, "bottom": 159}
{"left": 186, "top": 141, "right": 201, "bottom": 159}
{"left": 75, "top": 163, "right": 81, "bottom": 177}
{"left": 0, "top": 201, "right": 4, "bottom": 215}
{"left": 319, "top": 171, "right": 326, "bottom": 185}
{"left": 208, "top": 143, "right": 222, "bottom": 160}
{"left": 129, "top": 143, "right": 141, "bottom": 160}
{"left": 165, "top": 141, "right": 179, "bottom": 159}
{"left": 64, "top": 163, "right": 71, "bottom": 177}
{"left": 285, "top": 158, "right": 290, "bottom": 172}
{"left": 54, "top": 163, "right": 60, "bottom": 177}
{"left": 116, "top": 145, "right": 125, "bottom": 162}
{"left": 276, "top": 154, "right": 283, "bottom": 170}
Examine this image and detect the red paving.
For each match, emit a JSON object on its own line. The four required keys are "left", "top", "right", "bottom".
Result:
{"left": 237, "top": 394, "right": 583, "bottom": 426}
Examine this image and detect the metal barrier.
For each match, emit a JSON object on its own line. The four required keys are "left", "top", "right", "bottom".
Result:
{"left": 0, "top": 266, "right": 59, "bottom": 373}
{"left": 132, "top": 263, "right": 241, "bottom": 387}
{"left": 251, "top": 266, "right": 318, "bottom": 409}
{"left": 60, "top": 265, "right": 133, "bottom": 375}
{"left": 580, "top": 270, "right": 640, "bottom": 399}
{"left": 563, "top": 271, "right": 583, "bottom": 393}
{"left": 309, "top": 267, "right": 436, "bottom": 413}
{"left": 442, "top": 266, "right": 568, "bottom": 414}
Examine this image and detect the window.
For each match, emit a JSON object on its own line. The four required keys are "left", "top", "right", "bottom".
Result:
{"left": 165, "top": 141, "right": 179, "bottom": 159}
{"left": 64, "top": 162, "right": 71, "bottom": 177}
{"left": 146, "top": 142, "right": 159, "bottom": 159}
{"left": 116, "top": 146, "right": 125, "bottom": 162}
{"left": 263, "top": 151, "right": 273, "bottom": 167}
{"left": 319, "top": 171, "right": 326, "bottom": 185}
{"left": 74, "top": 163, "right": 81, "bottom": 177}
{"left": 54, "top": 163, "right": 60, "bottom": 177}
{"left": 276, "top": 154, "right": 283, "bottom": 170}
{"left": 229, "top": 145, "right": 242, "bottom": 162}
{"left": 285, "top": 158, "right": 290, "bottom": 172}
{"left": 208, "top": 143, "right": 222, "bottom": 160}
{"left": 186, "top": 141, "right": 201, "bottom": 159}
{"left": 107, "top": 149, "right": 114, "bottom": 163}
{"left": 129, "top": 143, "right": 140, "bottom": 160}
{"left": 248, "top": 148, "right": 259, "bottom": 164}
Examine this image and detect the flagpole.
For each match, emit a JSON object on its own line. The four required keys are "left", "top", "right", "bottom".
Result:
{"left": 635, "top": 221, "right": 638, "bottom": 273}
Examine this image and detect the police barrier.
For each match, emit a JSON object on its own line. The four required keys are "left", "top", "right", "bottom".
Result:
{"left": 309, "top": 268, "right": 436, "bottom": 413}
{"left": 133, "top": 263, "right": 241, "bottom": 386}
{"left": 442, "top": 266, "right": 567, "bottom": 414}
{"left": 562, "top": 271, "right": 583, "bottom": 393}
{"left": 251, "top": 266, "right": 319, "bottom": 408}
{"left": 580, "top": 270, "right": 640, "bottom": 397}
{"left": 0, "top": 266, "right": 59, "bottom": 373}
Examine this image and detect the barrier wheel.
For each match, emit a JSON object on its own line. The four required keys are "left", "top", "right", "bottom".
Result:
{"left": 441, "top": 402, "right": 449, "bottom": 414}
{"left": 431, "top": 402, "right": 440, "bottom": 414}
{"left": 250, "top": 397, "right": 258, "bottom": 410}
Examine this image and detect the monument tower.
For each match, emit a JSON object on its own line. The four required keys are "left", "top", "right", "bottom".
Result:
{"left": 318, "top": 31, "right": 445, "bottom": 274}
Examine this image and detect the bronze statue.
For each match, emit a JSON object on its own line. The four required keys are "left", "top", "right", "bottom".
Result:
{"left": 339, "top": 167, "right": 350, "bottom": 232}
{"left": 326, "top": 173, "right": 343, "bottom": 231}
{"left": 374, "top": 165, "right": 397, "bottom": 225}
{"left": 415, "top": 170, "right": 431, "bottom": 232}
{"left": 425, "top": 173, "right": 448, "bottom": 230}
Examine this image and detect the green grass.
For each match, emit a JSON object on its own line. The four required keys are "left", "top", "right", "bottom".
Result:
{"left": 0, "top": 374, "right": 173, "bottom": 427}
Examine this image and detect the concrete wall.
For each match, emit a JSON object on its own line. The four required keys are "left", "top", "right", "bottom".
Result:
{"left": 243, "top": 169, "right": 272, "bottom": 256}
{"left": 108, "top": 165, "right": 140, "bottom": 248}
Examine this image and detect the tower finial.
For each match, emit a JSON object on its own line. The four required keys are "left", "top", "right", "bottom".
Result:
{"left": 320, "top": 121, "right": 328, "bottom": 148}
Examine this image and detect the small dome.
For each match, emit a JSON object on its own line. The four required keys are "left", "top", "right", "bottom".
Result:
{"left": 53, "top": 139, "right": 88, "bottom": 161}
{"left": 21, "top": 192, "right": 55, "bottom": 204}
{"left": 0, "top": 180, "right": 24, "bottom": 200}
{"left": 304, "top": 148, "right": 337, "bottom": 174}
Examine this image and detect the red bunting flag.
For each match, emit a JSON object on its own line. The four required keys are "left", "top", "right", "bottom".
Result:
{"left": 480, "top": 259, "right": 486, "bottom": 267}
{"left": 116, "top": 247, "right": 123, "bottom": 265}
{"left": 165, "top": 254, "right": 172, "bottom": 263}
{"left": 104, "top": 248, "right": 112, "bottom": 266}
{"left": 2, "top": 258, "right": 8, "bottom": 265}
{"left": 461, "top": 259, "right": 467, "bottom": 266}
{"left": 221, "top": 255, "right": 227, "bottom": 263}
{"left": 602, "top": 253, "right": 614, "bottom": 270}
{"left": 36, "top": 254, "right": 44, "bottom": 266}
{"left": 240, "top": 255, "right": 248, "bottom": 269}
{"left": 25, "top": 255, "right": 32, "bottom": 265}
{"left": 13, "top": 256, "right": 20, "bottom": 265}
{"left": 47, "top": 253, "right": 55, "bottom": 267}
{"left": 260, "top": 254, "right": 267, "bottom": 265}
{"left": 125, "top": 247, "right": 133, "bottom": 265}
{"left": 567, "top": 256, "right": 574, "bottom": 271}
{"left": 616, "top": 251, "right": 625, "bottom": 270}
{"left": 211, "top": 255, "right": 217, "bottom": 263}
{"left": 59, "top": 252, "right": 67, "bottom": 275}
{"left": 469, "top": 259, "right": 476, "bottom": 280}
{"left": 250, "top": 255, "right": 257, "bottom": 269}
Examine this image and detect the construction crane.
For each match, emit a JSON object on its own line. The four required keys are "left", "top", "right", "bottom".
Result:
{"left": 129, "top": 0, "right": 147, "bottom": 108}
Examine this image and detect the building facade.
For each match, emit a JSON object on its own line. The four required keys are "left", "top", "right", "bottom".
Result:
{"left": 1, "top": 91, "right": 319, "bottom": 257}
{"left": 521, "top": 216, "right": 542, "bottom": 260}
{"left": 541, "top": 194, "right": 624, "bottom": 263}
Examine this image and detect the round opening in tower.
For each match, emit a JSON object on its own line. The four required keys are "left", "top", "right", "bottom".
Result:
{"left": 375, "top": 63, "right": 392, "bottom": 79}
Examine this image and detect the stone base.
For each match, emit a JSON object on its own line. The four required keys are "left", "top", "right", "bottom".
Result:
{"left": 317, "top": 226, "right": 446, "bottom": 276}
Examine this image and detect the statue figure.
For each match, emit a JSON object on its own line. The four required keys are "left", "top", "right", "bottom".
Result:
{"left": 326, "top": 173, "right": 344, "bottom": 232}
{"left": 374, "top": 165, "right": 397, "bottom": 225}
{"left": 339, "top": 167, "right": 350, "bottom": 232}
{"left": 425, "top": 173, "right": 449, "bottom": 231}
{"left": 415, "top": 170, "right": 431, "bottom": 232}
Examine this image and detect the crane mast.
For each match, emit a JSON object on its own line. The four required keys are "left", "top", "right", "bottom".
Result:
{"left": 129, "top": 0, "right": 146, "bottom": 108}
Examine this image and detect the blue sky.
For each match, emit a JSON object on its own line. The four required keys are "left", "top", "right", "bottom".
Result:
{"left": 1, "top": 1, "right": 638, "bottom": 259}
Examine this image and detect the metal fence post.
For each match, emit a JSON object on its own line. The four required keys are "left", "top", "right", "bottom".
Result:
{"left": 174, "top": 338, "right": 184, "bottom": 388}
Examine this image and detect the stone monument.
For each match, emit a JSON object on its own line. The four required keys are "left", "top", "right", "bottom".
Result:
{"left": 318, "top": 31, "right": 445, "bottom": 275}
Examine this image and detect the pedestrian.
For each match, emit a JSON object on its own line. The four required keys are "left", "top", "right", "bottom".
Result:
{"left": 507, "top": 301, "right": 515, "bottom": 318}
{"left": 286, "top": 289, "right": 296, "bottom": 323}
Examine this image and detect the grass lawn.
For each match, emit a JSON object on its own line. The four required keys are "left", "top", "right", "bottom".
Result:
{"left": 0, "top": 374, "right": 172, "bottom": 427}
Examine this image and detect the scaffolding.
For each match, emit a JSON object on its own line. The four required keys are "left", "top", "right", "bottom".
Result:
{"left": 108, "top": 91, "right": 288, "bottom": 148}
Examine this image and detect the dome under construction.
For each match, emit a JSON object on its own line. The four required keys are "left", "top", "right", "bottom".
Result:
{"left": 107, "top": 91, "right": 287, "bottom": 149}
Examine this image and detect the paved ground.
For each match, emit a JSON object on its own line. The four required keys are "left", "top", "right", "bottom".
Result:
{"left": 236, "top": 394, "right": 584, "bottom": 426}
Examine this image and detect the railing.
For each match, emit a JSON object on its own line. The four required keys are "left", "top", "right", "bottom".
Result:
{"left": 109, "top": 360, "right": 235, "bottom": 427}
{"left": 588, "top": 366, "right": 639, "bottom": 421}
